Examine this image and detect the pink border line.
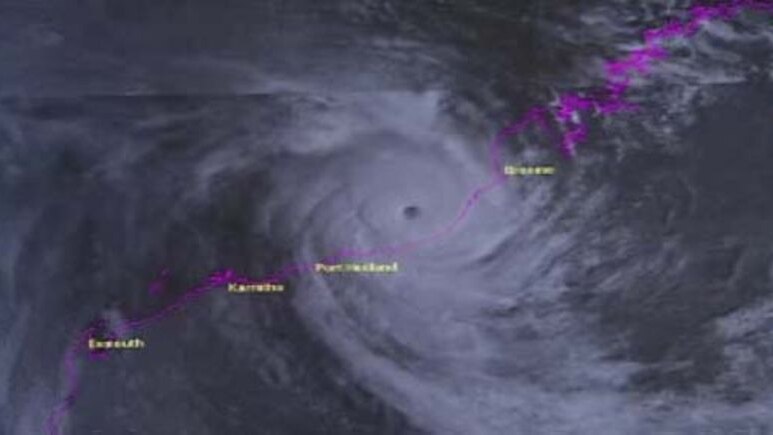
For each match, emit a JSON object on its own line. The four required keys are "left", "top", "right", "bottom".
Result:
{"left": 45, "top": 1, "right": 772, "bottom": 433}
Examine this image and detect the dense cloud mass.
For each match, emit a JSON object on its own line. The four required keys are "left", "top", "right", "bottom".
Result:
{"left": 1, "top": 1, "right": 773, "bottom": 434}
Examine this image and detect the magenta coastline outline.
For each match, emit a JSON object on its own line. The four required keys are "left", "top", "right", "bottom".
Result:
{"left": 45, "top": 1, "right": 773, "bottom": 433}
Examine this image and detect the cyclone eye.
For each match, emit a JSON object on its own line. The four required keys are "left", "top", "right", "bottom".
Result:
{"left": 402, "top": 205, "right": 421, "bottom": 220}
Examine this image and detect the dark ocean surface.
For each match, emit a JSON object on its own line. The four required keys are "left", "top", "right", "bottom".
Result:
{"left": 2, "top": 1, "right": 773, "bottom": 434}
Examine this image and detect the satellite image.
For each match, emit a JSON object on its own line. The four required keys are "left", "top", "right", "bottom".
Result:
{"left": 2, "top": 1, "right": 773, "bottom": 434}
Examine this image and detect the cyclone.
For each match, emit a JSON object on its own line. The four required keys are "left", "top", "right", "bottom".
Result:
{"left": 254, "top": 90, "right": 625, "bottom": 434}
